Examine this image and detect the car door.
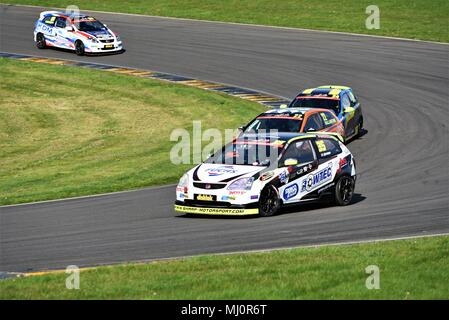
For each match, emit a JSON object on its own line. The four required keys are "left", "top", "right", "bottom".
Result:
{"left": 340, "top": 92, "right": 357, "bottom": 136}
{"left": 348, "top": 90, "right": 362, "bottom": 133}
{"left": 298, "top": 138, "right": 342, "bottom": 194}
{"left": 319, "top": 111, "right": 345, "bottom": 137}
{"left": 54, "top": 17, "right": 72, "bottom": 49}
{"left": 278, "top": 139, "right": 319, "bottom": 203}
{"left": 39, "top": 15, "right": 57, "bottom": 44}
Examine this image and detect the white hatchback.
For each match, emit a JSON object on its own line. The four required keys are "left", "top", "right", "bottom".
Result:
{"left": 34, "top": 11, "right": 124, "bottom": 55}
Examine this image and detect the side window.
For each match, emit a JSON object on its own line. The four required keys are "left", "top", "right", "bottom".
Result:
{"left": 304, "top": 114, "right": 324, "bottom": 131}
{"left": 320, "top": 112, "right": 337, "bottom": 128}
{"left": 341, "top": 93, "right": 351, "bottom": 110}
{"left": 348, "top": 91, "right": 357, "bottom": 105}
{"left": 55, "top": 17, "right": 67, "bottom": 28}
{"left": 43, "top": 16, "right": 56, "bottom": 25}
{"left": 314, "top": 138, "right": 342, "bottom": 158}
{"left": 282, "top": 140, "right": 316, "bottom": 164}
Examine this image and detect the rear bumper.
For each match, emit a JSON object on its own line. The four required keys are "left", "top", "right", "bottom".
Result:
{"left": 174, "top": 201, "right": 259, "bottom": 216}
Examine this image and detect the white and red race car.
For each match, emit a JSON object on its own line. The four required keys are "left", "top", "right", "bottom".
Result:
{"left": 175, "top": 132, "right": 357, "bottom": 217}
{"left": 34, "top": 11, "right": 124, "bottom": 55}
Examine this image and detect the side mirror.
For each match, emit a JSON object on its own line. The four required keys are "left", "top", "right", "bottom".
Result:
{"left": 279, "top": 104, "right": 288, "bottom": 109}
{"left": 283, "top": 158, "right": 298, "bottom": 167}
{"left": 65, "top": 26, "right": 73, "bottom": 31}
{"left": 343, "top": 106, "right": 355, "bottom": 114}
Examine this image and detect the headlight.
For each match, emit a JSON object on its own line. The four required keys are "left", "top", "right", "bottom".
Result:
{"left": 89, "top": 37, "right": 99, "bottom": 43}
{"left": 178, "top": 174, "right": 189, "bottom": 188}
{"left": 227, "top": 177, "right": 254, "bottom": 190}
{"left": 116, "top": 35, "right": 121, "bottom": 41}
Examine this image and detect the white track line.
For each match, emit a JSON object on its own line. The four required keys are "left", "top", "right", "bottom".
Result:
{"left": 1, "top": 3, "right": 447, "bottom": 46}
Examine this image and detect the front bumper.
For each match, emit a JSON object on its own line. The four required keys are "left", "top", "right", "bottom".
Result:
{"left": 85, "top": 42, "right": 124, "bottom": 53}
{"left": 174, "top": 201, "right": 259, "bottom": 216}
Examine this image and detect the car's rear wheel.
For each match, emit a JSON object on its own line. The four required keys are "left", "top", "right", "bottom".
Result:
{"left": 259, "top": 185, "right": 280, "bottom": 217}
{"left": 75, "top": 41, "right": 85, "bottom": 56}
{"left": 36, "top": 33, "right": 46, "bottom": 49}
{"left": 334, "top": 176, "right": 355, "bottom": 206}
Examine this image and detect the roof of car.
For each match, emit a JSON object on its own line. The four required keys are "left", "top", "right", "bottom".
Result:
{"left": 259, "top": 107, "right": 310, "bottom": 118}
{"left": 299, "top": 85, "right": 352, "bottom": 98}
{"left": 259, "top": 107, "right": 334, "bottom": 119}
{"left": 40, "top": 11, "right": 94, "bottom": 20}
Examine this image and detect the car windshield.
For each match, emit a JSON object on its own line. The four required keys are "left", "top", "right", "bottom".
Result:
{"left": 244, "top": 117, "right": 302, "bottom": 133}
{"left": 77, "top": 20, "right": 107, "bottom": 32}
{"left": 290, "top": 98, "right": 340, "bottom": 115}
{"left": 205, "top": 140, "right": 283, "bottom": 166}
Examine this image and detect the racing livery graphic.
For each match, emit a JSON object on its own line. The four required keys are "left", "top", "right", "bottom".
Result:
{"left": 175, "top": 132, "right": 356, "bottom": 217}
{"left": 34, "top": 11, "right": 124, "bottom": 55}
{"left": 287, "top": 85, "right": 364, "bottom": 141}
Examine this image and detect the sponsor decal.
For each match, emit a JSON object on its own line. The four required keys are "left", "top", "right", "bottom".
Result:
{"left": 301, "top": 164, "right": 333, "bottom": 192}
{"left": 283, "top": 184, "right": 299, "bottom": 200}
{"left": 250, "top": 195, "right": 259, "bottom": 200}
{"left": 207, "top": 165, "right": 236, "bottom": 177}
{"left": 195, "top": 194, "right": 216, "bottom": 201}
{"left": 229, "top": 191, "right": 246, "bottom": 196}
{"left": 179, "top": 193, "right": 185, "bottom": 199}
{"left": 221, "top": 195, "right": 236, "bottom": 201}
{"left": 279, "top": 170, "right": 289, "bottom": 184}
{"left": 174, "top": 205, "right": 258, "bottom": 215}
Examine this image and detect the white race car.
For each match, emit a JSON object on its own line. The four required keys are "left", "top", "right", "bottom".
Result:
{"left": 175, "top": 132, "right": 356, "bottom": 217}
{"left": 34, "top": 11, "right": 123, "bottom": 55}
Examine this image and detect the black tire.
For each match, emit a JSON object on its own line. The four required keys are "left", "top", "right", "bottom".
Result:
{"left": 75, "top": 40, "right": 85, "bottom": 56}
{"left": 258, "top": 185, "right": 281, "bottom": 217}
{"left": 36, "top": 33, "right": 46, "bottom": 49}
{"left": 334, "top": 176, "right": 355, "bottom": 206}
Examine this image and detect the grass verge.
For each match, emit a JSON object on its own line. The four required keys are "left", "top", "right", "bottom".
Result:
{"left": 0, "top": 58, "right": 264, "bottom": 205}
{"left": 4, "top": 0, "right": 449, "bottom": 42}
{"left": 0, "top": 235, "right": 448, "bottom": 299}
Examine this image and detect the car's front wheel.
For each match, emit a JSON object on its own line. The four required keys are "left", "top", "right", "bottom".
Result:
{"left": 259, "top": 185, "right": 280, "bottom": 217}
{"left": 334, "top": 175, "right": 355, "bottom": 206}
{"left": 75, "top": 40, "right": 85, "bottom": 56}
{"left": 36, "top": 33, "right": 46, "bottom": 49}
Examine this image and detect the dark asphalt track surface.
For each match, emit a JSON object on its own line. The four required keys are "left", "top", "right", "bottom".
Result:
{"left": 0, "top": 4, "right": 448, "bottom": 272}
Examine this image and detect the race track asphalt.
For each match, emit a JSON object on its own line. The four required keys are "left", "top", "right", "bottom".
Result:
{"left": 0, "top": 4, "right": 448, "bottom": 272}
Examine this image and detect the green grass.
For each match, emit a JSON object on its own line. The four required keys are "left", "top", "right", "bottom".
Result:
{"left": 4, "top": 0, "right": 449, "bottom": 42}
{"left": 0, "top": 58, "right": 265, "bottom": 205}
{"left": 1, "top": 235, "right": 448, "bottom": 299}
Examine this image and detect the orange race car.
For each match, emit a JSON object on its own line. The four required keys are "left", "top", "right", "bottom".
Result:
{"left": 240, "top": 107, "right": 346, "bottom": 140}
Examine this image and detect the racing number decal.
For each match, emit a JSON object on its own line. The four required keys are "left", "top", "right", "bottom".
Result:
{"left": 45, "top": 16, "right": 56, "bottom": 24}
{"left": 316, "top": 140, "right": 327, "bottom": 153}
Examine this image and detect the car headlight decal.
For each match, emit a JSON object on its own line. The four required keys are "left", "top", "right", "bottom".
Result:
{"left": 227, "top": 177, "right": 254, "bottom": 191}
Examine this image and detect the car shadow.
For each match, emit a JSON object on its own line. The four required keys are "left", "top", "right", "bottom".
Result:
{"left": 176, "top": 193, "right": 366, "bottom": 220}
{"left": 39, "top": 46, "right": 126, "bottom": 57}
{"left": 345, "top": 128, "right": 368, "bottom": 145}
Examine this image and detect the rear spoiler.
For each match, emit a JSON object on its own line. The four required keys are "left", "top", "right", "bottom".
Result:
{"left": 311, "top": 131, "right": 345, "bottom": 143}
